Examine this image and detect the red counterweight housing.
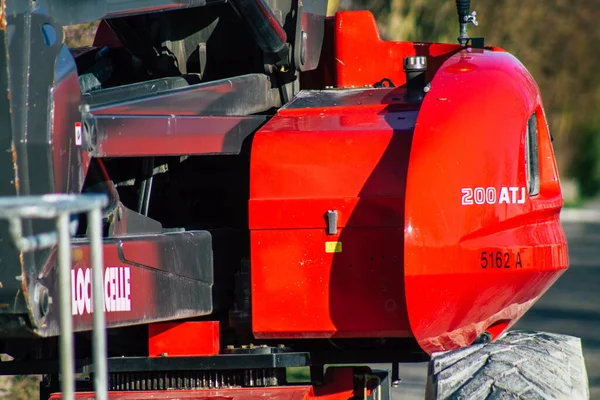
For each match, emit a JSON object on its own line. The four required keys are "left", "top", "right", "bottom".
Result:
{"left": 250, "top": 90, "right": 416, "bottom": 339}
{"left": 249, "top": 11, "right": 567, "bottom": 354}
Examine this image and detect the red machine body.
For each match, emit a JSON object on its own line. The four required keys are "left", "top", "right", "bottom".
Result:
{"left": 0, "top": 2, "right": 573, "bottom": 398}
{"left": 249, "top": 11, "right": 567, "bottom": 354}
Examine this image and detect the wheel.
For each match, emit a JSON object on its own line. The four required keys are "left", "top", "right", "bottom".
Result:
{"left": 425, "top": 330, "right": 589, "bottom": 399}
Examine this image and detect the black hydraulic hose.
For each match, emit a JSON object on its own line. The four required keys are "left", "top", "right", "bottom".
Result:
{"left": 137, "top": 158, "right": 154, "bottom": 217}
{"left": 229, "top": 0, "right": 288, "bottom": 55}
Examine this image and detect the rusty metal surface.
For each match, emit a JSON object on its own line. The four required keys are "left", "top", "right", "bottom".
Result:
{"left": 0, "top": 0, "right": 6, "bottom": 30}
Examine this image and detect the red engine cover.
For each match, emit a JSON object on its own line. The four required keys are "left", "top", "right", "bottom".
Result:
{"left": 250, "top": 90, "right": 417, "bottom": 338}
{"left": 249, "top": 11, "right": 567, "bottom": 353}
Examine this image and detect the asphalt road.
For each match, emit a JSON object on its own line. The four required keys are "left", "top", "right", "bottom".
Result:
{"left": 382, "top": 219, "right": 600, "bottom": 399}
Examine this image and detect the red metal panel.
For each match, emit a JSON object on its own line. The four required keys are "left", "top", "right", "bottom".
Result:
{"left": 249, "top": 198, "right": 404, "bottom": 229}
{"left": 49, "top": 387, "right": 312, "bottom": 400}
{"left": 312, "top": 368, "right": 358, "bottom": 400}
{"left": 332, "top": 11, "right": 469, "bottom": 88}
{"left": 249, "top": 91, "right": 416, "bottom": 339}
{"left": 404, "top": 48, "right": 568, "bottom": 353}
{"left": 148, "top": 321, "right": 220, "bottom": 357}
{"left": 34, "top": 231, "right": 213, "bottom": 337}
{"left": 251, "top": 227, "right": 411, "bottom": 338}
{"left": 65, "top": 244, "right": 155, "bottom": 328}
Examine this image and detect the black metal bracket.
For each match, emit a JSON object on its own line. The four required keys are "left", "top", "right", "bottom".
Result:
{"left": 0, "top": 352, "right": 311, "bottom": 376}
{"left": 456, "top": 0, "right": 479, "bottom": 47}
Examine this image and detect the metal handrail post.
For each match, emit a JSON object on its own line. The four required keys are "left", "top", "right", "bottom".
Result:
{"left": 89, "top": 207, "right": 108, "bottom": 400}
{"left": 0, "top": 194, "right": 108, "bottom": 399}
{"left": 57, "top": 211, "right": 75, "bottom": 400}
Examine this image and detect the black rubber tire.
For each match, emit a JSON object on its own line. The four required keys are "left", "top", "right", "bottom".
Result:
{"left": 425, "top": 330, "right": 589, "bottom": 399}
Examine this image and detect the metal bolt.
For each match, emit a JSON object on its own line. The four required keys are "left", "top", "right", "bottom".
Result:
{"left": 278, "top": 344, "right": 285, "bottom": 349}
{"left": 226, "top": 345, "right": 235, "bottom": 350}
{"left": 403, "top": 56, "right": 427, "bottom": 72}
{"left": 392, "top": 380, "right": 401, "bottom": 387}
{"left": 35, "top": 284, "right": 50, "bottom": 317}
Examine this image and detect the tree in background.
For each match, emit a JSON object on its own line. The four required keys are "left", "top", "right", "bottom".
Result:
{"left": 330, "top": 0, "right": 600, "bottom": 198}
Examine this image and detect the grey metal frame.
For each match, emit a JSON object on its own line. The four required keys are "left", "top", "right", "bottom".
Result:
{"left": 0, "top": 194, "right": 108, "bottom": 400}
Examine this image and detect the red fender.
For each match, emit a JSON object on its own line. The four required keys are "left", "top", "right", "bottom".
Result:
{"left": 404, "top": 48, "right": 567, "bottom": 353}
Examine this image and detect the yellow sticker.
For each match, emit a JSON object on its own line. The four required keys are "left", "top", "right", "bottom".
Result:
{"left": 72, "top": 247, "right": 84, "bottom": 262}
{"left": 325, "top": 241, "right": 342, "bottom": 253}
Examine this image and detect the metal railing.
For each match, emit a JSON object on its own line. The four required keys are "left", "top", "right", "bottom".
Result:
{"left": 0, "top": 194, "right": 109, "bottom": 400}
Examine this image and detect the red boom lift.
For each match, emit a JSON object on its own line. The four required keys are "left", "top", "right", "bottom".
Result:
{"left": 0, "top": 0, "right": 589, "bottom": 398}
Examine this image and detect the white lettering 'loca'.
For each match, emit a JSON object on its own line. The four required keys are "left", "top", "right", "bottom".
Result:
{"left": 461, "top": 187, "right": 527, "bottom": 206}
{"left": 71, "top": 267, "right": 131, "bottom": 316}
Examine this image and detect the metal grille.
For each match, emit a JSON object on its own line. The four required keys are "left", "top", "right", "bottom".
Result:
{"left": 109, "top": 368, "right": 285, "bottom": 391}
{"left": 0, "top": 194, "right": 108, "bottom": 400}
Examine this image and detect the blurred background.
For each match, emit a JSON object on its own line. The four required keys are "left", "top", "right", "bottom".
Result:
{"left": 2, "top": 1, "right": 599, "bottom": 398}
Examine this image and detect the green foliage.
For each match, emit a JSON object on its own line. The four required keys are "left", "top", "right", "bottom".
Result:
{"left": 339, "top": 0, "right": 456, "bottom": 42}
{"left": 63, "top": 22, "right": 100, "bottom": 48}
{"left": 0, "top": 375, "right": 41, "bottom": 400}
{"left": 569, "top": 124, "right": 600, "bottom": 198}
{"left": 286, "top": 367, "right": 311, "bottom": 382}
